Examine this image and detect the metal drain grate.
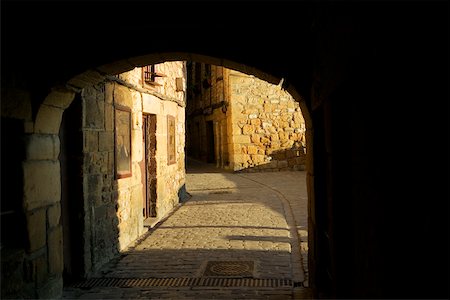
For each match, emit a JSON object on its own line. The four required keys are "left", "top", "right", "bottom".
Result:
{"left": 203, "top": 261, "right": 254, "bottom": 277}
{"left": 69, "top": 277, "right": 295, "bottom": 288}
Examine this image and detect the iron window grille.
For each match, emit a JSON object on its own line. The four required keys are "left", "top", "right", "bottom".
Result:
{"left": 142, "top": 65, "right": 165, "bottom": 86}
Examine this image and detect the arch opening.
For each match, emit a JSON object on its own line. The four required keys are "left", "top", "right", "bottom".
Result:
{"left": 2, "top": 1, "right": 448, "bottom": 299}
{"left": 18, "top": 53, "right": 315, "bottom": 298}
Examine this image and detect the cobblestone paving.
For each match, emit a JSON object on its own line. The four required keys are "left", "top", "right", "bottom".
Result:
{"left": 63, "top": 159, "right": 311, "bottom": 299}
{"left": 237, "top": 171, "right": 309, "bottom": 287}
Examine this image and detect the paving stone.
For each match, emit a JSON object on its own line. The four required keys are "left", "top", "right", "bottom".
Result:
{"left": 63, "top": 158, "right": 311, "bottom": 299}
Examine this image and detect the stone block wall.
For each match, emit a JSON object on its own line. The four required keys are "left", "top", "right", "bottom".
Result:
{"left": 82, "top": 82, "right": 120, "bottom": 272}
{"left": 0, "top": 62, "right": 187, "bottom": 298}
{"left": 0, "top": 88, "right": 76, "bottom": 299}
{"left": 228, "top": 70, "right": 306, "bottom": 172}
{"left": 80, "top": 62, "right": 186, "bottom": 273}
{"left": 186, "top": 64, "right": 231, "bottom": 168}
{"left": 186, "top": 64, "right": 306, "bottom": 172}
{"left": 118, "top": 61, "right": 186, "bottom": 102}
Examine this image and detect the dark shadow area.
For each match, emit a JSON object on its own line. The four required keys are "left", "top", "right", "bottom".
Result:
{"left": 59, "top": 89, "right": 122, "bottom": 287}
{"left": 81, "top": 249, "right": 294, "bottom": 280}
{"left": 177, "top": 184, "right": 191, "bottom": 203}
{"left": 2, "top": 1, "right": 448, "bottom": 299}
{"left": 64, "top": 249, "right": 299, "bottom": 299}
{"left": 0, "top": 118, "right": 27, "bottom": 247}
{"left": 0, "top": 117, "right": 27, "bottom": 298}
{"left": 59, "top": 95, "right": 85, "bottom": 284}
{"left": 186, "top": 157, "right": 230, "bottom": 174}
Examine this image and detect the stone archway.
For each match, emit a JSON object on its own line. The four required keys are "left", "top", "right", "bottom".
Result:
{"left": 21, "top": 53, "right": 314, "bottom": 298}
{"left": 4, "top": 1, "right": 448, "bottom": 298}
{"left": 19, "top": 88, "right": 76, "bottom": 298}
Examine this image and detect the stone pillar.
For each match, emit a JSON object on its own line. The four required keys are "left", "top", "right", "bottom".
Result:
{"left": 21, "top": 88, "right": 75, "bottom": 298}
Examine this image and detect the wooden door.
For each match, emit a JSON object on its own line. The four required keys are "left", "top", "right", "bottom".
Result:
{"left": 142, "top": 114, "right": 157, "bottom": 218}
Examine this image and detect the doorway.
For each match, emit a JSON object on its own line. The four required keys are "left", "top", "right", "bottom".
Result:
{"left": 59, "top": 95, "right": 84, "bottom": 283}
{"left": 142, "top": 114, "right": 157, "bottom": 219}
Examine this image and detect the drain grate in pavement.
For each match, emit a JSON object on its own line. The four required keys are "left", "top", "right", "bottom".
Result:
{"left": 203, "top": 261, "right": 254, "bottom": 277}
{"left": 69, "top": 277, "right": 295, "bottom": 288}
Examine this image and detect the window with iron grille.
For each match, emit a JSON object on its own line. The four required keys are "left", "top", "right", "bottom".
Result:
{"left": 142, "top": 65, "right": 165, "bottom": 87}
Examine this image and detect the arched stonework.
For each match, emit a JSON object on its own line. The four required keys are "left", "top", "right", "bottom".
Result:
{"left": 20, "top": 53, "right": 312, "bottom": 299}
{"left": 21, "top": 88, "right": 76, "bottom": 298}
{"left": 4, "top": 1, "right": 448, "bottom": 299}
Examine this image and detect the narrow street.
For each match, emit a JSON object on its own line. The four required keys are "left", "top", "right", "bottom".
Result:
{"left": 63, "top": 158, "right": 310, "bottom": 299}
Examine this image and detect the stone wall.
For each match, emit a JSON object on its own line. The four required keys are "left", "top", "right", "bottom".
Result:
{"left": 0, "top": 61, "right": 187, "bottom": 298}
{"left": 118, "top": 61, "right": 186, "bottom": 103}
{"left": 82, "top": 83, "right": 117, "bottom": 272}
{"left": 186, "top": 63, "right": 306, "bottom": 172}
{"left": 1, "top": 88, "right": 76, "bottom": 298}
{"left": 228, "top": 70, "right": 306, "bottom": 172}
{"left": 80, "top": 62, "right": 186, "bottom": 273}
{"left": 186, "top": 64, "right": 231, "bottom": 168}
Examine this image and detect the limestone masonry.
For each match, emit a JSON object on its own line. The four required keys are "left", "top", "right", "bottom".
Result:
{"left": 186, "top": 63, "right": 306, "bottom": 172}
{"left": 81, "top": 62, "right": 187, "bottom": 273}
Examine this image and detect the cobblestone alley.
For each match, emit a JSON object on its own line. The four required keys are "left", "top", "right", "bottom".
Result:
{"left": 63, "top": 158, "right": 310, "bottom": 299}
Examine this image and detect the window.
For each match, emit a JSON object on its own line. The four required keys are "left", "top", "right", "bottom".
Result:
{"left": 142, "top": 65, "right": 165, "bottom": 87}
{"left": 175, "top": 77, "right": 184, "bottom": 92}
{"left": 114, "top": 105, "right": 132, "bottom": 178}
